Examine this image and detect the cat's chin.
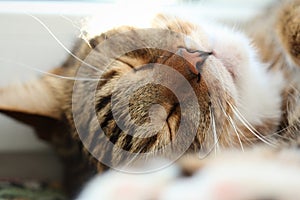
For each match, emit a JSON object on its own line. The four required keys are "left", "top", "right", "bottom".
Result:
{"left": 226, "top": 44, "right": 284, "bottom": 131}
{"left": 188, "top": 21, "right": 285, "bottom": 132}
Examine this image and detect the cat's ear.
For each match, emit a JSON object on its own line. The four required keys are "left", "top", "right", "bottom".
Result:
{"left": 0, "top": 74, "right": 63, "bottom": 140}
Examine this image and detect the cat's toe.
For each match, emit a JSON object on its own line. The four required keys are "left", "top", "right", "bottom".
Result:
{"left": 76, "top": 163, "right": 180, "bottom": 200}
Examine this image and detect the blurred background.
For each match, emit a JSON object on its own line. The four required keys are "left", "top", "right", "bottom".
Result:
{"left": 0, "top": 0, "right": 274, "bottom": 180}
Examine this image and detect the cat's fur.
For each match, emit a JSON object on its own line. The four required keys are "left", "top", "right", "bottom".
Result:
{"left": 76, "top": 146, "right": 300, "bottom": 200}
{"left": 0, "top": 0, "right": 300, "bottom": 199}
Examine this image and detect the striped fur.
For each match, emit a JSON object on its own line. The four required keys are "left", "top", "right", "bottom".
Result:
{"left": 0, "top": 0, "right": 299, "bottom": 197}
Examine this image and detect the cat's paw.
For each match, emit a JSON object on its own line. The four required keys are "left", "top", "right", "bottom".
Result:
{"left": 161, "top": 148, "right": 300, "bottom": 200}
{"left": 75, "top": 160, "right": 181, "bottom": 200}
{"left": 277, "top": 0, "right": 300, "bottom": 66}
{"left": 76, "top": 148, "right": 300, "bottom": 200}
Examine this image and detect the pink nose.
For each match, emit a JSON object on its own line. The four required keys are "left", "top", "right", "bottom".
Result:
{"left": 177, "top": 48, "right": 212, "bottom": 75}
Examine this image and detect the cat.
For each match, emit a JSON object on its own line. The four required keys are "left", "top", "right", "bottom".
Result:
{"left": 0, "top": 0, "right": 299, "bottom": 199}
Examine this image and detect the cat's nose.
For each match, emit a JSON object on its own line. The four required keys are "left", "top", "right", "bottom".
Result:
{"left": 177, "top": 48, "right": 212, "bottom": 75}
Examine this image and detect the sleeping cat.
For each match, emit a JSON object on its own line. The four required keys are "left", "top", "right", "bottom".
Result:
{"left": 0, "top": 0, "right": 299, "bottom": 199}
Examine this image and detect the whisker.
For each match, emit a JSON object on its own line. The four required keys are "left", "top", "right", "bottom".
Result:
{"left": 235, "top": 125, "right": 259, "bottom": 145}
{"left": 228, "top": 112, "right": 245, "bottom": 151}
{"left": 59, "top": 14, "right": 82, "bottom": 31}
{"left": 59, "top": 14, "right": 93, "bottom": 49}
{"left": 264, "top": 125, "right": 293, "bottom": 140}
{"left": 210, "top": 106, "right": 219, "bottom": 155}
{"left": 218, "top": 100, "right": 244, "bottom": 151}
{"left": 228, "top": 102, "right": 277, "bottom": 146}
{"left": 25, "top": 12, "right": 102, "bottom": 73}
{"left": 199, "top": 106, "right": 221, "bottom": 159}
{"left": 0, "top": 58, "right": 104, "bottom": 81}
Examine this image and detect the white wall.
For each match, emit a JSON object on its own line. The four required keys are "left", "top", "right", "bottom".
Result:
{"left": 0, "top": 12, "right": 80, "bottom": 152}
{"left": 0, "top": 0, "right": 273, "bottom": 152}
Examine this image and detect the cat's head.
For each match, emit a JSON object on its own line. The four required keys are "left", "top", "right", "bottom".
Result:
{"left": 0, "top": 14, "right": 284, "bottom": 167}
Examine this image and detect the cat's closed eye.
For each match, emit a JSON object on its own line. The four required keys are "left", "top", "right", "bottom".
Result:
{"left": 0, "top": 0, "right": 300, "bottom": 199}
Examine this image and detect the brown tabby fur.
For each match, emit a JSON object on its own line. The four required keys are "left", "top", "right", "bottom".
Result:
{"left": 244, "top": 0, "right": 300, "bottom": 141}
{"left": 0, "top": 0, "right": 300, "bottom": 197}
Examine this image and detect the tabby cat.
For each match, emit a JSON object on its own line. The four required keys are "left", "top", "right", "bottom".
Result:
{"left": 0, "top": 0, "right": 300, "bottom": 199}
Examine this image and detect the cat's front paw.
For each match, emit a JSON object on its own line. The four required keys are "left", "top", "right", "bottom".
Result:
{"left": 75, "top": 161, "right": 180, "bottom": 200}
{"left": 160, "top": 149, "right": 300, "bottom": 200}
{"left": 76, "top": 148, "right": 300, "bottom": 200}
{"left": 277, "top": 0, "right": 300, "bottom": 66}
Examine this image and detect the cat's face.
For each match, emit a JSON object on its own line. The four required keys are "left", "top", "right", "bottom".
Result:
{"left": 0, "top": 14, "right": 284, "bottom": 168}
{"left": 68, "top": 15, "right": 284, "bottom": 167}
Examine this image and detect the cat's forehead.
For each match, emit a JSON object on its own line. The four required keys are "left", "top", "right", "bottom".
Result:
{"left": 83, "top": 13, "right": 209, "bottom": 46}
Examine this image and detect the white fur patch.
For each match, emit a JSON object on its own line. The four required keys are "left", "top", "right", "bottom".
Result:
{"left": 188, "top": 20, "right": 284, "bottom": 127}
{"left": 77, "top": 149, "right": 300, "bottom": 200}
{"left": 76, "top": 162, "right": 180, "bottom": 200}
{"left": 160, "top": 150, "right": 300, "bottom": 200}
